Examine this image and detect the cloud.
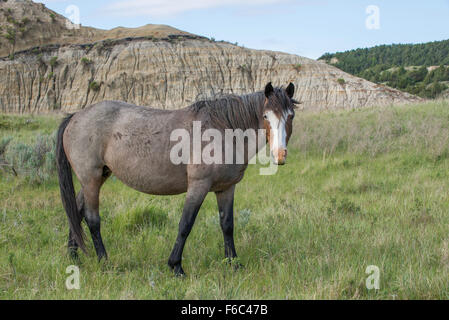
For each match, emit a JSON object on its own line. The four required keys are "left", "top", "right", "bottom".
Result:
{"left": 102, "top": 0, "right": 290, "bottom": 17}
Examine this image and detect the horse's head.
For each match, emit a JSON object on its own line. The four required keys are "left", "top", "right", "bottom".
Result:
{"left": 263, "top": 82, "right": 296, "bottom": 165}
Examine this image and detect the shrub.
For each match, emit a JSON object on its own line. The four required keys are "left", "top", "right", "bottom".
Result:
{"left": 337, "top": 78, "right": 346, "bottom": 85}
{"left": 49, "top": 56, "right": 58, "bottom": 67}
{"left": 81, "top": 57, "right": 92, "bottom": 66}
{"left": 5, "top": 27, "right": 16, "bottom": 44}
{"left": 0, "top": 136, "right": 12, "bottom": 156}
{"left": 293, "top": 64, "right": 302, "bottom": 72}
{"left": 89, "top": 81, "right": 101, "bottom": 92}
{"left": 0, "top": 136, "right": 13, "bottom": 174}
{"left": 238, "top": 64, "right": 248, "bottom": 72}
{"left": 3, "top": 133, "right": 57, "bottom": 184}
{"left": 6, "top": 16, "right": 17, "bottom": 25}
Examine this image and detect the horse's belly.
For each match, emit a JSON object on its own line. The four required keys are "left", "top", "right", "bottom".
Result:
{"left": 103, "top": 127, "right": 189, "bottom": 195}
{"left": 113, "top": 166, "right": 188, "bottom": 195}
{"left": 105, "top": 150, "right": 188, "bottom": 195}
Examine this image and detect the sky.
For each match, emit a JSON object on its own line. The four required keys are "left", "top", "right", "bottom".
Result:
{"left": 36, "top": 0, "right": 449, "bottom": 59}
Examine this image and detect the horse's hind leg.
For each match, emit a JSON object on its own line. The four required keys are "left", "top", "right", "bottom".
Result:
{"left": 68, "top": 230, "right": 79, "bottom": 261}
{"left": 82, "top": 167, "right": 110, "bottom": 261}
{"left": 68, "top": 191, "right": 85, "bottom": 261}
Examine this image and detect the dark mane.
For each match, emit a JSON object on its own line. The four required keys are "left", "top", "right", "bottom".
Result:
{"left": 188, "top": 88, "right": 294, "bottom": 130}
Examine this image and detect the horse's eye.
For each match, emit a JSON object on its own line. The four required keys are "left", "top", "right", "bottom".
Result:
{"left": 263, "top": 115, "right": 268, "bottom": 120}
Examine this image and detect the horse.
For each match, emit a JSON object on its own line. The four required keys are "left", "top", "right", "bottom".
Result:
{"left": 56, "top": 82, "right": 297, "bottom": 276}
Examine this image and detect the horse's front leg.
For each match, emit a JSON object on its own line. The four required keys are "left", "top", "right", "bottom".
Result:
{"left": 168, "top": 180, "right": 211, "bottom": 276}
{"left": 215, "top": 185, "right": 242, "bottom": 269}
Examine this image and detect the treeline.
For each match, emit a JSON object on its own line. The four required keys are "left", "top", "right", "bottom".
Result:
{"left": 320, "top": 40, "right": 449, "bottom": 74}
{"left": 361, "top": 65, "right": 449, "bottom": 99}
{"left": 320, "top": 40, "right": 449, "bottom": 98}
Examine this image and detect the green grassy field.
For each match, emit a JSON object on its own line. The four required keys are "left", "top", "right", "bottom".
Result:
{"left": 1, "top": 100, "right": 449, "bottom": 299}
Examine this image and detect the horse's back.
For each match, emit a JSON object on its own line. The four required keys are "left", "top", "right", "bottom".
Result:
{"left": 77, "top": 100, "right": 173, "bottom": 120}
{"left": 63, "top": 100, "right": 190, "bottom": 195}
{"left": 66, "top": 100, "right": 178, "bottom": 137}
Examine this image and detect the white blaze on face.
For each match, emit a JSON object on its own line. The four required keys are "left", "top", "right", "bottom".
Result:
{"left": 265, "top": 110, "right": 292, "bottom": 164}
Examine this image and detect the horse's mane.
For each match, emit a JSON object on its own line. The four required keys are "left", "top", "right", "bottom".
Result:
{"left": 188, "top": 88, "right": 294, "bottom": 130}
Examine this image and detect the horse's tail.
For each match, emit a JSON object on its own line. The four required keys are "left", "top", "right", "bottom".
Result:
{"left": 56, "top": 114, "right": 86, "bottom": 253}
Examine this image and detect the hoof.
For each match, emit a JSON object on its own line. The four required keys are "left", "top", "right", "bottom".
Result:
{"left": 225, "top": 258, "right": 244, "bottom": 271}
{"left": 233, "top": 262, "right": 244, "bottom": 271}
{"left": 68, "top": 248, "right": 80, "bottom": 263}
{"left": 97, "top": 252, "right": 108, "bottom": 263}
{"left": 174, "top": 266, "right": 186, "bottom": 278}
{"left": 169, "top": 262, "right": 186, "bottom": 277}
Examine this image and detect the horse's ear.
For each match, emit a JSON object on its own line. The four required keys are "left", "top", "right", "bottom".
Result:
{"left": 286, "top": 83, "right": 295, "bottom": 99}
{"left": 265, "top": 82, "right": 274, "bottom": 98}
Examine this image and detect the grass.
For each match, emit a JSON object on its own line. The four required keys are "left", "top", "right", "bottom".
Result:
{"left": 1, "top": 100, "right": 449, "bottom": 299}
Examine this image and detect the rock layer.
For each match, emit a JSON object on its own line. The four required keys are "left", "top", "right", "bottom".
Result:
{"left": 0, "top": 38, "right": 421, "bottom": 113}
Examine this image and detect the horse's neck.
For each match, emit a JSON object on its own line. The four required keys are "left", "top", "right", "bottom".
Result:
{"left": 243, "top": 92, "right": 265, "bottom": 131}
{"left": 242, "top": 96, "right": 267, "bottom": 162}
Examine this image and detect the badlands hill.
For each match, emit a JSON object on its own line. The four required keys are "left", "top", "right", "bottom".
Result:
{"left": 0, "top": 0, "right": 193, "bottom": 57}
{"left": 0, "top": 0, "right": 421, "bottom": 113}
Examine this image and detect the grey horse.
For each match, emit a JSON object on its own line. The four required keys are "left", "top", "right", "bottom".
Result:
{"left": 56, "top": 82, "right": 297, "bottom": 276}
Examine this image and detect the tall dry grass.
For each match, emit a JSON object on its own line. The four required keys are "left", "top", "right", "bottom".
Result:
{"left": 292, "top": 100, "right": 449, "bottom": 160}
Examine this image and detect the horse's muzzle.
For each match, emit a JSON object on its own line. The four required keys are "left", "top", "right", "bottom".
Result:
{"left": 274, "top": 149, "right": 287, "bottom": 165}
